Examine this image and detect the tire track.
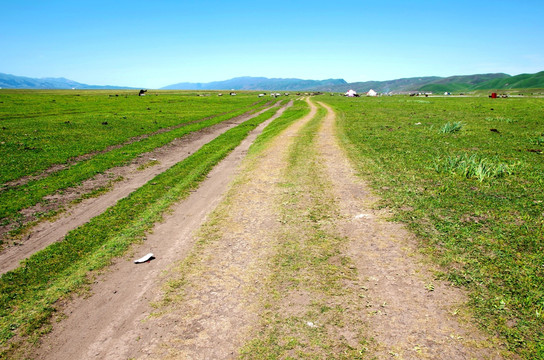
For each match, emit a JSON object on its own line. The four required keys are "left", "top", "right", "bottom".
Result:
{"left": 0, "top": 102, "right": 281, "bottom": 275}
{"left": 316, "top": 100, "right": 507, "bottom": 359}
{"left": 30, "top": 101, "right": 296, "bottom": 360}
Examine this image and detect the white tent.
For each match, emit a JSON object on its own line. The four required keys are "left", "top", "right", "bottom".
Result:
{"left": 367, "top": 89, "right": 377, "bottom": 97}
{"left": 345, "top": 89, "right": 357, "bottom": 97}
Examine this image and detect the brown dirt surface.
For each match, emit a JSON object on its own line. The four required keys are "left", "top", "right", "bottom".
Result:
{"left": 0, "top": 102, "right": 280, "bottom": 275}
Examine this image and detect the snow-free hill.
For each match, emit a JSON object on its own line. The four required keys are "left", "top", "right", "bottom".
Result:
{"left": 473, "top": 71, "right": 544, "bottom": 90}
{"left": 0, "top": 73, "right": 134, "bottom": 89}
{"left": 321, "top": 73, "right": 515, "bottom": 93}
{"left": 323, "top": 76, "right": 442, "bottom": 93}
{"left": 161, "top": 76, "right": 347, "bottom": 91}
{"left": 416, "top": 73, "right": 510, "bottom": 93}
{"left": 162, "top": 73, "right": 543, "bottom": 93}
{"left": 2, "top": 71, "right": 543, "bottom": 92}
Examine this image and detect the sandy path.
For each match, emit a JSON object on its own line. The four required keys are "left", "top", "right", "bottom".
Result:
{"left": 31, "top": 101, "right": 296, "bottom": 360}
{"left": 316, "top": 101, "right": 506, "bottom": 359}
{"left": 0, "top": 102, "right": 280, "bottom": 275}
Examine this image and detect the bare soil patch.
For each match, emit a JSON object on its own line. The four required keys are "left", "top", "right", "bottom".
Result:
{"left": 0, "top": 102, "right": 280, "bottom": 274}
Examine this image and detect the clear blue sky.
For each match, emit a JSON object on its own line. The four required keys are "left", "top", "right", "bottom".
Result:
{"left": 1, "top": 0, "right": 543, "bottom": 88}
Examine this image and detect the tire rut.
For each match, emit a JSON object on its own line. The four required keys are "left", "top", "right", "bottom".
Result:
{"left": 30, "top": 101, "right": 296, "bottom": 360}
{"left": 316, "top": 101, "right": 508, "bottom": 359}
{"left": 0, "top": 102, "right": 280, "bottom": 275}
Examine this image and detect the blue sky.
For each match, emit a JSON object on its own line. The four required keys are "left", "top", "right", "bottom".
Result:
{"left": 1, "top": 0, "right": 543, "bottom": 88}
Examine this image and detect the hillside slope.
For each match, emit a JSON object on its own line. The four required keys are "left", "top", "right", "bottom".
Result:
{"left": 474, "top": 71, "right": 544, "bottom": 89}
{"left": 0, "top": 73, "right": 134, "bottom": 89}
{"left": 320, "top": 76, "right": 441, "bottom": 93}
{"left": 419, "top": 73, "right": 510, "bottom": 93}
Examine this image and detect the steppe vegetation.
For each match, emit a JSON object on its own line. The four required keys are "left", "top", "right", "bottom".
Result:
{"left": 0, "top": 90, "right": 543, "bottom": 358}
{"left": 322, "top": 95, "right": 544, "bottom": 358}
{"left": 0, "top": 90, "right": 267, "bottom": 235}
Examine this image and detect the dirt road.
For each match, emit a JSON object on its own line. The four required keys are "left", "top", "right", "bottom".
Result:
{"left": 0, "top": 102, "right": 281, "bottom": 275}
{"left": 316, "top": 102, "right": 504, "bottom": 359}
{"left": 30, "top": 98, "right": 507, "bottom": 359}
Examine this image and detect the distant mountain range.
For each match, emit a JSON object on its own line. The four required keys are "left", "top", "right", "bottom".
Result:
{"left": 333, "top": 73, "right": 511, "bottom": 93}
{"left": 1, "top": 71, "right": 543, "bottom": 92}
{"left": 161, "top": 77, "right": 347, "bottom": 91}
{"left": 0, "top": 73, "right": 134, "bottom": 90}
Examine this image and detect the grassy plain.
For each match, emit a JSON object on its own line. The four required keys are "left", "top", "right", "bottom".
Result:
{"left": 0, "top": 90, "right": 263, "bottom": 183}
{"left": 0, "top": 90, "right": 267, "bottom": 227}
{"left": 2, "top": 90, "right": 543, "bottom": 358}
{"left": 0, "top": 100, "right": 297, "bottom": 358}
{"left": 321, "top": 95, "right": 544, "bottom": 358}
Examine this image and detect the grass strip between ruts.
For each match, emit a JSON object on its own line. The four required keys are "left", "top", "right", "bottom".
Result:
{"left": 0, "top": 104, "right": 284, "bottom": 357}
{"left": 0, "top": 100, "right": 270, "bottom": 223}
{"left": 248, "top": 99, "right": 311, "bottom": 155}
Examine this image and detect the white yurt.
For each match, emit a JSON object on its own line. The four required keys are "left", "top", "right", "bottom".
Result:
{"left": 345, "top": 89, "right": 357, "bottom": 97}
{"left": 367, "top": 89, "right": 378, "bottom": 97}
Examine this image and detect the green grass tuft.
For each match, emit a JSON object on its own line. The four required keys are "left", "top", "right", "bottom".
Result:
{"left": 440, "top": 121, "right": 464, "bottom": 133}
{"left": 434, "top": 153, "right": 519, "bottom": 181}
{"left": 531, "top": 134, "right": 544, "bottom": 146}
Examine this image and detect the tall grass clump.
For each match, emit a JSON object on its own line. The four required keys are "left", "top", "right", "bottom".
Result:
{"left": 440, "top": 121, "right": 464, "bottom": 133}
{"left": 434, "top": 153, "right": 518, "bottom": 181}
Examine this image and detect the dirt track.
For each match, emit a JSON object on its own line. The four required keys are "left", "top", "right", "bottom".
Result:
{"left": 316, "top": 102, "right": 504, "bottom": 359}
{"left": 28, "top": 98, "right": 508, "bottom": 359}
{"left": 0, "top": 102, "right": 281, "bottom": 274}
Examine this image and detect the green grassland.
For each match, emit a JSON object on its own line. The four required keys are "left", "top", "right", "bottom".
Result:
{"left": 0, "top": 90, "right": 264, "bottom": 183}
{"left": 0, "top": 90, "right": 268, "bottom": 227}
{"left": 0, "top": 99, "right": 306, "bottom": 358}
{"left": 321, "top": 95, "right": 544, "bottom": 358}
{"left": 2, "top": 91, "right": 543, "bottom": 358}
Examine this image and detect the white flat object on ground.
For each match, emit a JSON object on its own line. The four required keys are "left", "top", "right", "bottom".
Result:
{"left": 134, "top": 253, "right": 155, "bottom": 264}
